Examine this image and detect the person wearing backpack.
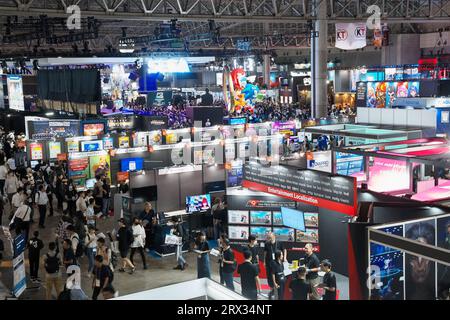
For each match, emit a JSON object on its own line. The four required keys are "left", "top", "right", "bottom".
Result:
{"left": 116, "top": 218, "right": 135, "bottom": 274}
{"left": 92, "top": 255, "right": 113, "bottom": 300}
{"left": 44, "top": 242, "right": 63, "bottom": 300}
{"left": 62, "top": 239, "right": 77, "bottom": 269}
{"left": 28, "top": 230, "right": 44, "bottom": 283}
{"left": 66, "top": 225, "right": 83, "bottom": 259}
{"left": 221, "top": 238, "right": 236, "bottom": 291}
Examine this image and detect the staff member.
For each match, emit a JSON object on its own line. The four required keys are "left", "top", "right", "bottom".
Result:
{"left": 247, "top": 235, "right": 259, "bottom": 266}
{"left": 195, "top": 232, "right": 211, "bottom": 279}
{"left": 237, "top": 250, "right": 260, "bottom": 300}
{"left": 318, "top": 259, "right": 337, "bottom": 300}
{"left": 303, "top": 243, "right": 321, "bottom": 300}
{"left": 264, "top": 232, "right": 286, "bottom": 300}
{"left": 270, "top": 250, "right": 286, "bottom": 300}
{"left": 221, "top": 238, "right": 236, "bottom": 291}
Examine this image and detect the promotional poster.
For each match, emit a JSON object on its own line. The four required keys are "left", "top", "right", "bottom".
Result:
{"left": 366, "top": 82, "right": 377, "bottom": 108}
{"left": 48, "top": 141, "right": 62, "bottom": 159}
{"left": 67, "top": 140, "right": 80, "bottom": 153}
{"left": 6, "top": 75, "right": 25, "bottom": 111}
{"left": 375, "top": 82, "right": 386, "bottom": 108}
{"left": 369, "top": 225, "right": 404, "bottom": 300}
{"left": 69, "top": 157, "right": 90, "bottom": 186}
{"left": 29, "top": 142, "right": 43, "bottom": 160}
{"left": 404, "top": 220, "right": 436, "bottom": 300}
{"left": 30, "top": 120, "right": 81, "bottom": 140}
{"left": 89, "top": 154, "right": 111, "bottom": 181}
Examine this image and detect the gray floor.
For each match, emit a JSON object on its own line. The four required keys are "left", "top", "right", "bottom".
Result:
{"left": 0, "top": 203, "right": 349, "bottom": 300}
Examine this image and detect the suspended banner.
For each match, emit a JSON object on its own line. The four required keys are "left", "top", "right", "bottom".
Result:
{"left": 335, "top": 23, "right": 367, "bottom": 50}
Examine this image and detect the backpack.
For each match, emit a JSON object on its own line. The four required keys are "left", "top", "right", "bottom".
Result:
{"left": 58, "top": 287, "right": 72, "bottom": 300}
{"left": 107, "top": 266, "right": 114, "bottom": 283}
{"left": 110, "top": 248, "right": 118, "bottom": 269}
{"left": 45, "top": 253, "right": 60, "bottom": 274}
{"left": 73, "top": 235, "right": 84, "bottom": 258}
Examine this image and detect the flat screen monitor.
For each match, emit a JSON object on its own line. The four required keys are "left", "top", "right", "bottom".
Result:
{"left": 86, "top": 178, "right": 96, "bottom": 190}
{"left": 121, "top": 158, "right": 144, "bottom": 172}
{"left": 273, "top": 227, "right": 295, "bottom": 242}
{"left": 132, "top": 186, "right": 158, "bottom": 201}
{"left": 83, "top": 123, "right": 105, "bottom": 136}
{"left": 186, "top": 194, "right": 211, "bottom": 213}
{"left": 250, "top": 227, "right": 272, "bottom": 241}
{"left": 281, "top": 207, "right": 306, "bottom": 232}
{"left": 228, "top": 210, "right": 249, "bottom": 225}
{"left": 228, "top": 226, "right": 249, "bottom": 240}
{"left": 250, "top": 211, "right": 272, "bottom": 225}
{"left": 81, "top": 140, "right": 103, "bottom": 152}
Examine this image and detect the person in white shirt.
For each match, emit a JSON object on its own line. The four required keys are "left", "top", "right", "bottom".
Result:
{"left": 130, "top": 217, "right": 147, "bottom": 270}
{"left": 10, "top": 201, "right": 32, "bottom": 242}
{"left": 75, "top": 191, "right": 87, "bottom": 217}
{"left": 35, "top": 184, "right": 49, "bottom": 228}
{"left": 66, "top": 225, "right": 79, "bottom": 254}
{"left": 85, "top": 198, "right": 97, "bottom": 227}
{"left": 7, "top": 157, "right": 16, "bottom": 172}
{"left": 4, "top": 171, "right": 19, "bottom": 203}
{"left": 10, "top": 188, "right": 25, "bottom": 219}
{"left": 0, "top": 163, "right": 8, "bottom": 196}
{"left": 85, "top": 225, "right": 98, "bottom": 275}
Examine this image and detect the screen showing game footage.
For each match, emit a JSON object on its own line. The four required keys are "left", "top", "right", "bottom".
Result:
{"left": 250, "top": 211, "right": 272, "bottom": 225}
{"left": 273, "top": 227, "right": 295, "bottom": 242}
{"left": 250, "top": 227, "right": 272, "bottom": 241}
{"left": 81, "top": 140, "right": 103, "bottom": 152}
{"left": 228, "top": 226, "right": 250, "bottom": 240}
{"left": 228, "top": 210, "right": 249, "bottom": 225}
{"left": 296, "top": 228, "right": 319, "bottom": 243}
{"left": 304, "top": 212, "right": 319, "bottom": 228}
{"left": 272, "top": 211, "right": 283, "bottom": 226}
{"left": 186, "top": 194, "right": 212, "bottom": 213}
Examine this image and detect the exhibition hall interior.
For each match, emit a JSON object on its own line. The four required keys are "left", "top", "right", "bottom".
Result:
{"left": 0, "top": 0, "right": 449, "bottom": 303}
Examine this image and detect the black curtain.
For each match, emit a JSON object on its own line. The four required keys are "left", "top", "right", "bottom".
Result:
{"left": 38, "top": 69, "right": 101, "bottom": 103}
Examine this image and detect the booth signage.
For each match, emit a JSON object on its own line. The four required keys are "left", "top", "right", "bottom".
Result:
{"left": 148, "top": 116, "right": 169, "bottom": 130}
{"left": 29, "top": 120, "right": 81, "bottom": 140}
{"left": 242, "top": 162, "right": 357, "bottom": 215}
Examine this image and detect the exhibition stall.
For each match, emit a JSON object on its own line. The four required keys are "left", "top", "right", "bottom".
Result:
{"left": 367, "top": 213, "right": 450, "bottom": 300}
{"left": 334, "top": 137, "right": 450, "bottom": 201}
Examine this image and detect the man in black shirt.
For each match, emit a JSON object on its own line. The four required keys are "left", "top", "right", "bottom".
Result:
{"left": 201, "top": 88, "right": 214, "bottom": 106}
{"left": 28, "top": 230, "right": 44, "bottom": 282}
{"left": 237, "top": 250, "right": 260, "bottom": 299}
{"left": 303, "top": 243, "right": 321, "bottom": 300}
{"left": 319, "top": 259, "right": 337, "bottom": 300}
{"left": 289, "top": 267, "right": 312, "bottom": 300}
{"left": 247, "top": 235, "right": 259, "bottom": 266}
{"left": 116, "top": 218, "right": 135, "bottom": 273}
{"left": 270, "top": 250, "right": 286, "bottom": 300}
{"left": 92, "top": 255, "right": 112, "bottom": 300}
{"left": 62, "top": 239, "right": 77, "bottom": 269}
{"left": 221, "top": 238, "right": 236, "bottom": 291}
{"left": 264, "top": 232, "right": 286, "bottom": 299}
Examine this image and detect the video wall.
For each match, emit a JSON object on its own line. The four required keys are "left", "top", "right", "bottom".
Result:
{"left": 228, "top": 210, "right": 319, "bottom": 244}
{"left": 369, "top": 214, "right": 450, "bottom": 300}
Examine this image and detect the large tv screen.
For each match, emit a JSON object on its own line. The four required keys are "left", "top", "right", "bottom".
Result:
{"left": 281, "top": 207, "right": 306, "bottom": 232}
{"left": 186, "top": 194, "right": 212, "bottom": 213}
{"left": 121, "top": 158, "right": 144, "bottom": 172}
{"left": 132, "top": 186, "right": 157, "bottom": 201}
{"left": 81, "top": 140, "right": 103, "bottom": 152}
